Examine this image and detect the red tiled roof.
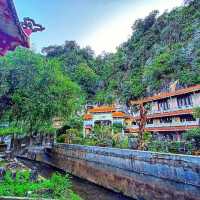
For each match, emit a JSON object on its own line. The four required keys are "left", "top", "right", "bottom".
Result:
{"left": 131, "top": 84, "right": 200, "bottom": 105}
{"left": 83, "top": 114, "right": 93, "bottom": 120}
{"left": 89, "top": 106, "right": 115, "bottom": 113}
{"left": 112, "top": 111, "right": 126, "bottom": 118}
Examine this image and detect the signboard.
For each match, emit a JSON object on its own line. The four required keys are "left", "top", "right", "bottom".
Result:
{"left": 52, "top": 117, "right": 64, "bottom": 129}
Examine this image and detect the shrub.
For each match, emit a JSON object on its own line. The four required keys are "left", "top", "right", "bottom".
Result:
{"left": 0, "top": 171, "right": 81, "bottom": 200}
{"left": 183, "top": 128, "right": 200, "bottom": 148}
{"left": 118, "top": 136, "right": 129, "bottom": 149}
{"left": 57, "top": 128, "right": 83, "bottom": 144}
{"left": 92, "top": 125, "right": 113, "bottom": 147}
{"left": 143, "top": 131, "right": 152, "bottom": 143}
{"left": 148, "top": 141, "right": 169, "bottom": 153}
{"left": 112, "top": 133, "right": 121, "bottom": 147}
{"left": 193, "top": 107, "right": 200, "bottom": 118}
{"left": 57, "top": 134, "right": 66, "bottom": 143}
{"left": 112, "top": 123, "right": 123, "bottom": 134}
{"left": 148, "top": 140, "right": 193, "bottom": 154}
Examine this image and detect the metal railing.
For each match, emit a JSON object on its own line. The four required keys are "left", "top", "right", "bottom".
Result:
{"left": 126, "top": 120, "right": 199, "bottom": 129}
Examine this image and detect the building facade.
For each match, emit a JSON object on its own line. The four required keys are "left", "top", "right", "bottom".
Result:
{"left": 83, "top": 85, "right": 200, "bottom": 141}
{"left": 126, "top": 84, "right": 200, "bottom": 141}
{"left": 83, "top": 106, "right": 126, "bottom": 136}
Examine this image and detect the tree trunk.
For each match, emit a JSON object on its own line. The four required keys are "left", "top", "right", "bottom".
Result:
{"left": 138, "top": 103, "right": 147, "bottom": 150}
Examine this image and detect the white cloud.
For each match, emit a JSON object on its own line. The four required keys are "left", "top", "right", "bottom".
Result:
{"left": 82, "top": 0, "right": 183, "bottom": 55}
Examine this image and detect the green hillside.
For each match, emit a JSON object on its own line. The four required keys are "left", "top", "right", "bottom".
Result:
{"left": 0, "top": 0, "right": 199, "bottom": 132}
{"left": 42, "top": 0, "right": 200, "bottom": 104}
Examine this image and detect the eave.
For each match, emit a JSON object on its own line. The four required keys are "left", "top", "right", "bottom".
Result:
{"left": 131, "top": 84, "right": 200, "bottom": 105}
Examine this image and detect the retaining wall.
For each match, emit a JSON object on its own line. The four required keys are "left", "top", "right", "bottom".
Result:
{"left": 24, "top": 144, "right": 200, "bottom": 200}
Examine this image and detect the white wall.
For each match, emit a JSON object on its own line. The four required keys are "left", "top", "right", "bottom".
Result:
{"left": 192, "top": 92, "right": 200, "bottom": 107}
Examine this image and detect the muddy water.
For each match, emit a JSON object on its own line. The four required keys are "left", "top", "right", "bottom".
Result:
{"left": 19, "top": 159, "right": 134, "bottom": 200}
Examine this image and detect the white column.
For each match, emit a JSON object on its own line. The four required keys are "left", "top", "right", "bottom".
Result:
{"left": 83, "top": 126, "right": 86, "bottom": 138}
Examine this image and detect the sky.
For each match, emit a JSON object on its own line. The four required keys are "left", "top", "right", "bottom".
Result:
{"left": 14, "top": 0, "right": 183, "bottom": 55}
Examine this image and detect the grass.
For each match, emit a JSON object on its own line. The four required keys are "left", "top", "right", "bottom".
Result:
{"left": 0, "top": 160, "right": 7, "bottom": 167}
{"left": 0, "top": 171, "right": 82, "bottom": 200}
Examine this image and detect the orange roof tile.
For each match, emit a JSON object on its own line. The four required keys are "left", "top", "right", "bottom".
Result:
{"left": 112, "top": 112, "right": 126, "bottom": 118}
{"left": 83, "top": 114, "right": 93, "bottom": 120}
{"left": 131, "top": 84, "right": 200, "bottom": 105}
{"left": 89, "top": 106, "right": 116, "bottom": 113}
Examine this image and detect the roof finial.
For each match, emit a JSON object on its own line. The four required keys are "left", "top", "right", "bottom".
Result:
{"left": 21, "top": 17, "right": 45, "bottom": 34}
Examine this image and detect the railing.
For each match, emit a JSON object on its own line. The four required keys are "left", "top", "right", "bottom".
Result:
{"left": 126, "top": 120, "right": 199, "bottom": 129}
{"left": 148, "top": 105, "right": 194, "bottom": 115}
{"left": 132, "top": 105, "right": 194, "bottom": 117}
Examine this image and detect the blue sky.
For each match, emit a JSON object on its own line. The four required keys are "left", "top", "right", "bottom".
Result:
{"left": 14, "top": 0, "right": 183, "bottom": 55}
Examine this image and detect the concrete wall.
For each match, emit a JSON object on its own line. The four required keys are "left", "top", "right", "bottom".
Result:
{"left": 193, "top": 92, "right": 200, "bottom": 107}
{"left": 24, "top": 144, "right": 200, "bottom": 200}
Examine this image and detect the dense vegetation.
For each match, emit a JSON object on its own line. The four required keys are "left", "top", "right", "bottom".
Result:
{"left": 0, "top": 49, "right": 84, "bottom": 135}
{"left": 57, "top": 125, "right": 199, "bottom": 155}
{"left": 42, "top": 0, "right": 200, "bottom": 104}
{"left": 0, "top": 171, "right": 81, "bottom": 200}
{"left": 0, "top": 0, "right": 199, "bottom": 136}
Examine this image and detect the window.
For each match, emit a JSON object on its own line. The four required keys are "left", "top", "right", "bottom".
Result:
{"left": 180, "top": 115, "right": 196, "bottom": 122}
{"left": 132, "top": 121, "right": 137, "bottom": 125}
{"left": 160, "top": 117, "right": 172, "bottom": 123}
{"left": 147, "top": 119, "right": 153, "bottom": 124}
{"left": 157, "top": 99, "right": 170, "bottom": 111}
{"left": 177, "top": 94, "right": 193, "bottom": 108}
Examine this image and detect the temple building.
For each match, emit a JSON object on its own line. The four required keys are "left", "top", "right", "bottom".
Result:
{"left": 83, "top": 106, "right": 126, "bottom": 136}
{"left": 83, "top": 85, "right": 200, "bottom": 141}
{"left": 127, "top": 84, "right": 200, "bottom": 141}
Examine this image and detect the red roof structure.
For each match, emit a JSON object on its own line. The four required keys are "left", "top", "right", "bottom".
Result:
{"left": 88, "top": 106, "right": 116, "bottom": 113}
{"left": 0, "top": 0, "right": 44, "bottom": 56}
{"left": 83, "top": 106, "right": 126, "bottom": 120}
{"left": 112, "top": 111, "right": 126, "bottom": 118}
{"left": 131, "top": 84, "right": 200, "bottom": 105}
{"left": 83, "top": 114, "right": 93, "bottom": 120}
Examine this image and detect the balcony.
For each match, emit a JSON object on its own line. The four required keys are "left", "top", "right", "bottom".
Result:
{"left": 146, "top": 120, "right": 199, "bottom": 128}
{"left": 126, "top": 120, "right": 199, "bottom": 129}
{"left": 131, "top": 105, "right": 194, "bottom": 119}
{"left": 148, "top": 104, "right": 193, "bottom": 115}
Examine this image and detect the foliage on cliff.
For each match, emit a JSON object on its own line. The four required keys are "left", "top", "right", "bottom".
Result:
{"left": 42, "top": 0, "right": 200, "bottom": 104}
{"left": 0, "top": 0, "right": 199, "bottom": 135}
{"left": 96, "top": 0, "right": 200, "bottom": 102}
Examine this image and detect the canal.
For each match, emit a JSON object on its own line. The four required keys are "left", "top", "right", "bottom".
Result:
{"left": 19, "top": 158, "right": 134, "bottom": 200}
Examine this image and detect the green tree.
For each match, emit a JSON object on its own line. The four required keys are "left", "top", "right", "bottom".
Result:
{"left": 0, "top": 48, "right": 85, "bottom": 137}
{"left": 183, "top": 128, "right": 200, "bottom": 149}
{"left": 74, "top": 63, "right": 99, "bottom": 98}
{"left": 193, "top": 107, "right": 200, "bottom": 118}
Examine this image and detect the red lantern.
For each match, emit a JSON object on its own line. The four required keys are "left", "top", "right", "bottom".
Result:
{"left": 0, "top": 0, "right": 44, "bottom": 56}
